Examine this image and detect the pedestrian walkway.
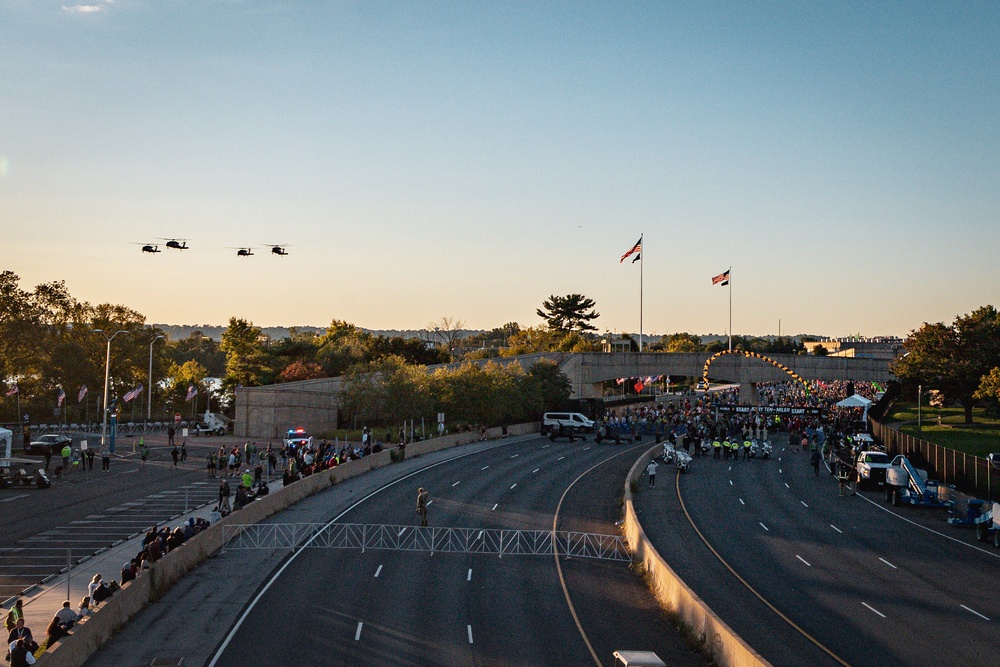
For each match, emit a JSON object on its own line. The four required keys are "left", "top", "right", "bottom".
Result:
{"left": 2, "top": 477, "right": 284, "bottom": 654}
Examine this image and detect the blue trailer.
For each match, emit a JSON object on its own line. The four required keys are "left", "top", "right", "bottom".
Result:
{"left": 884, "top": 455, "right": 953, "bottom": 508}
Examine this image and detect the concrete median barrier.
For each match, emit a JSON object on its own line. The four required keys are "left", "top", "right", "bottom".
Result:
{"left": 36, "top": 422, "right": 536, "bottom": 667}
{"left": 623, "top": 446, "right": 770, "bottom": 667}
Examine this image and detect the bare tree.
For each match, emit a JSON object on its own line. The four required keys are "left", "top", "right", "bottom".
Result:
{"left": 427, "top": 316, "right": 466, "bottom": 356}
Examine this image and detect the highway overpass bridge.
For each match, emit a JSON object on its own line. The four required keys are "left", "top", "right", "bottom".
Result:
{"left": 235, "top": 351, "right": 894, "bottom": 438}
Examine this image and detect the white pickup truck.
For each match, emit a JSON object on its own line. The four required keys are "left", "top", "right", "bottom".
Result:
{"left": 856, "top": 450, "right": 892, "bottom": 488}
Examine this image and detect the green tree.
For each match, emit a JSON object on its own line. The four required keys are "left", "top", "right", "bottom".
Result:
{"left": 536, "top": 294, "right": 600, "bottom": 333}
{"left": 340, "top": 355, "right": 432, "bottom": 429}
{"left": 166, "top": 332, "right": 226, "bottom": 377}
{"left": 221, "top": 317, "right": 272, "bottom": 389}
{"left": 892, "top": 306, "right": 1000, "bottom": 424}
{"left": 659, "top": 333, "right": 703, "bottom": 353}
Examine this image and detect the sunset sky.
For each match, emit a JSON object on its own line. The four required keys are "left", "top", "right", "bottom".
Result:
{"left": 3, "top": 1, "right": 998, "bottom": 337}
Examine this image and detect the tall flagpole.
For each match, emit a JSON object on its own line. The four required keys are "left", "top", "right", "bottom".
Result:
{"left": 639, "top": 233, "right": 644, "bottom": 352}
{"left": 728, "top": 267, "right": 733, "bottom": 352}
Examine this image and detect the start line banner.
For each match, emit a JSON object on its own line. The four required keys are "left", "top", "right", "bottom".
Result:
{"left": 717, "top": 405, "right": 827, "bottom": 416}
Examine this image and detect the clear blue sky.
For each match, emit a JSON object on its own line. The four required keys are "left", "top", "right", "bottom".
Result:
{"left": 3, "top": 1, "right": 997, "bottom": 337}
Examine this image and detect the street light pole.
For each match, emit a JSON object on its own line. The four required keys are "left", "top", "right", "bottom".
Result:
{"left": 94, "top": 329, "right": 129, "bottom": 452}
{"left": 147, "top": 335, "right": 165, "bottom": 427}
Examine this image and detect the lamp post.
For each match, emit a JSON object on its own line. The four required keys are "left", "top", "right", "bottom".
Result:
{"left": 93, "top": 329, "right": 129, "bottom": 452}
{"left": 147, "top": 335, "right": 165, "bottom": 427}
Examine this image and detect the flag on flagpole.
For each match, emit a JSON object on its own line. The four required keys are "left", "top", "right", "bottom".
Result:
{"left": 619, "top": 236, "right": 642, "bottom": 263}
{"left": 57, "top": 387, "right": 66, "bottom": 407}
{"left": 122, "top": 384, "right": 144, "bottom": 403}
{"left": 615, "top": 377, "right": 626, "bottom": 386}
{"left": 634, "top": 380, "right": 645, "bottom": 393}
{"left": 5, "top": 384, "right": 17, "bottom": 397}
{"left": 711, "top": 269, "right": 730, "bottom": 286}
{"left": 186, "top": 384, "right": 198, "bottom": 402}
{"left": 78, "top": 385, "right": 88, "bottom": 403}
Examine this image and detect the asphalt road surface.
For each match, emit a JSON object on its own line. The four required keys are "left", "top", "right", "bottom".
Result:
{"left": 636, "top": 443, "right": 1000, "bottom": 667}
{"left": 203, "top": 435, "right": 709, "bottom": 667}
{"left": 0, "top": 434, "right": 276, "bottom": 600}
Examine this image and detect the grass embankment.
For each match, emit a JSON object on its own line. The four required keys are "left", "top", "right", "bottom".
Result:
{"left": 883, "top": 402, "right": 1000, "bottom": 457}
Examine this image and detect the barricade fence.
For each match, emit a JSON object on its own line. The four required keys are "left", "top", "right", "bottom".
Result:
{"left": 869, "top": 418, "right": 997, "bottom": 501}
{"left": 221, "top": 523, "right": 633, "bottom": 561}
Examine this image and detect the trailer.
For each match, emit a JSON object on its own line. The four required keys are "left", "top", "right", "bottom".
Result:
{"left": 884, "top": 455, "right": 952, "bottom": 508}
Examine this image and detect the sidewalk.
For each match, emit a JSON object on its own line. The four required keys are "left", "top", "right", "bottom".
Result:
{"left": 3, "top": 476, "right": 284, "bottom": 652}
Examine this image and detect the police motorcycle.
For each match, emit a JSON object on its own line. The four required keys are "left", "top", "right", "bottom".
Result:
{"left": 748, "top": 441, "right": 759, "bottom": 459}
{"left": 661, "top": 442, "right": 676, "bottom": 464}
{"left": 760, "top": 441, "right": 773, "bottom": 459}
{"left": 675, "top": 450, "right": 692, "bottom": 473}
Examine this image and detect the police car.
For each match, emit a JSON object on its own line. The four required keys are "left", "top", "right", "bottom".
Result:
{"left": 284, "top": 428, "right": 311, "bottom": 450}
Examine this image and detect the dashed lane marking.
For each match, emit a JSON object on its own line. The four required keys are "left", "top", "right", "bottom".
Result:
{"left": 557, "top": 456, "right": 565, "bottom": 461}
{"left": 452, "top": 481, "right": 461, "bottom": 487}
{"left": 729, "top": 480, "right": 733, "bottom": 486}
{"left": 784, "top": 482, "right": 790, "bottom": 489}
{"left": 796, "top": 555, "right": 812, "bottom": 567}
{"left": 801, "top": 501, "right": 809, "bottom": 508}
{"left": 467, "top": 625, "right": 473, "bottom": 644}
{"left": 739, "top": 498, "right": 745, "bottom": 505}
{"left": 961, "top": 604, "right": 990, "bottom": 621}
{"left": 491, "top": 504, "right": 497, "bottom": 511}
{"left": 374, "top": 565, "right": 382, "bottom": 578}
{"left": 830, "top": 525, "right": 843, "bottom": 534}
{"left": 862, "top": 602, "right": 886, "bottom": 618}
{"left": 510, "top": 483, "right": 517, "bottom": 490}
{"left": 879, "top": 558, "right": 897, "bottom": 569}
{"left": 481, "top": 466, "right": 489, "bottom": 470}
{"left": 355, "top": 622, "right": 363, "bottom": 640}
{"left": 532, "top": 468, "right": 539, "bottom": 473}
{"left": 0, "top": 494, "right": 29, "bottom": 503}
{"left": 510, "top": 454, "right": 519, "bottom": 458}
{"left": 467, "top": 568, "right": 472, "bottom": 581}
{"left": 759, "top": 522, "right": 770, "bottom": 531}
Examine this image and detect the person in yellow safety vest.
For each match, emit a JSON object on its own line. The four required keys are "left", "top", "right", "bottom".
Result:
{"left": 743, "top": 440, "right": 753, "bottom": 461}
{"left": 713, "top": 440, "right": 722, "bottom": 459}
{"left": 729, "top": 440, "right": 739, "bottom": 459}
{"left": 721, "top": 440, "right": 730, "bottom": 460}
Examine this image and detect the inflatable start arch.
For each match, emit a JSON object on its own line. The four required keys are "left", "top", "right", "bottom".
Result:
{"left": 701, "top": 350, "right": 812, "bottom": 392}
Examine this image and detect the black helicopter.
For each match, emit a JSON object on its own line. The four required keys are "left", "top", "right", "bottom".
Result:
{"left": 227, "top": 247, "right": 255, "bottom": 257}
{"left": 266, "top": 244, "right": 290, "bottom": 256}
{"left": 159, "top": 238, "right": 190, "bottom": 250}
{"left": 132, "top": 243, "right": 161, "bottom": 253}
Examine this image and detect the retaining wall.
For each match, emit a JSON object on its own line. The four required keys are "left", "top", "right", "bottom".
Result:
{"left": 622, "top": 446, "right": 770, "bottom": 667}
{"left": 37, "top": 422, "right": 537, "bottom": 667}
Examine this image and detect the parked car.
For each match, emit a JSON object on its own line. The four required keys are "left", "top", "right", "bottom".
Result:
{"left": 24, "top": 434, "right": 71, "bottom": 455}
{"left": 856, "top": 450, "right": 892, "bottom": 488}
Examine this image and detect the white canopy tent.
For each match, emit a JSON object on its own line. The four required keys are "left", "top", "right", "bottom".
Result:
{"left": 837, "top": 393, "right": 873, "bottom": 422}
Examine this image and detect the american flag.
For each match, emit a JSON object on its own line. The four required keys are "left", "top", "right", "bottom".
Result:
{"left": 186, "top": 384, "right": 198, "bottom": 402}
{"left": 712, "top": 269, "right": 730, "bottom": 286}
{"left": 57, "top": 387, "right": 66, "bottom": 407}
{"left": 615, "top": 377, "right": 626, "bottom": 386}
{"left": 78, "top": 385, "right": 88, "bottom": 403}
{"left": 122, "top": 384, "right": 143, "bottom": 403}
{"left": 5, "top": 384, "right": 17, "bottom": 397}
{"left": 619, "top": 236, "right": 642, "bottom": 263}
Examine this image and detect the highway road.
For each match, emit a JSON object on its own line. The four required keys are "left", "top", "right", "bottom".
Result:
{"left": 0, "top": 435, "right": 267, "bottom": 600}
{"left": 207, "top": 436, "right": 710, "bottom": 667}
{"left": 635, "top": 444, "right": 1000, "bottom": 667}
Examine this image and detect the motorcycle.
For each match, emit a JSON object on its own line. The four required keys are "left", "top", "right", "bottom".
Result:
{"left": 662, "top": 443, "right": 675, "bottom": 464}
{"left": 675, "top": 451, "right": 692, "bottom": 473}
{"left": 700, "top": 441, "right": 712, "bottom": 455}
{"left": 749, "top": 442, "right": 759, "bottom": 459}
{"left": 761, "top": 441, "right": 772, "bottom": 459}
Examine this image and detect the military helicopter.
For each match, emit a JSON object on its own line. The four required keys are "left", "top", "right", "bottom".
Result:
{"left": 265, "top": 244, "right": 290, "bottom": 256}
{"left": 131, "top": 243, "right": 161, "bottom": 254}
{"left": 227, "top": 247, "right": 255, "bottom": 257}
{"left": 159, "top": 238, "right": 190, "bottom": 250}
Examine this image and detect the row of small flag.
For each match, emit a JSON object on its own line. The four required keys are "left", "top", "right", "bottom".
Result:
{"left": 5, "top": 383, "right": 198, "bottom": 404}
{"left": 615, "top": 375, "right": 666, "bottom": 393}
{"left": 620, "top": 236, "right": 730, "bottom": 286}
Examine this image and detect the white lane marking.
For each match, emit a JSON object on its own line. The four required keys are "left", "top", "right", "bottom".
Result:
{"left": 355, "top": 622, "right": 363, "bottom": 640}
{"left": 510, "top": 483, "right": 517, "bottom": 489}
{"left": 374, "top": 565, "right": 383, "bottom": 578}
{"left": 0, "top": 495, "right": 29, "bottom": 503}
{"left": 830, "top": 524, "right": 843, "bottom": 534}
{"left": 759, "top": 522, "right": 769, "bottom": 531}
{"left": 879, "top": 558, "right": 897, "bottom": 569}
{"left": 467, "top": 625, "right": 474, "bottom": 644}
{"left": 779, "top": 468, "right": 783, "bottom": 474}
{"left": 796, "top": 555, "right": 811, "bottom": 567}
{"left": 961, "top": 604, "right": 990, "bottom": 621}
{"left": 481, "top": 466, "right": 489, "bottom": 471}
{"left": 784, "top": 483, "right": 790, "bottom": 489}
{"left": 510, "top": 454, "right": 519, "bottom": 458}
{"left": 467, "top": 568, "right": 472, "bottom": 581}
{"left": 477, "top": 530, "right": 484, "bottom": 540}
{"left": 542, "top": 445, "right": 550, "bottom": 449}
{"left": 583, "top": 446, "right": 591, "bottom": 451}
{"left": 557, "top": 456, "right": 565, "bottom": 461}
{"left": 532, "top": 468, "right": 540, "bottom": 474}
{"left": 728, "top": 466, "right": 732, "bottom": 471}
{"left": 452, "top": 481, "right": 461, "bottom": 487}
{"left": 779, "top": 457, "right": 782, "bottom": 462}
{"left": 856, "top": 493, "right": 1000, "bottom": 560}
{"left": 729, "top": 480, "right": 733, "bottom": 486}
{"left": 801, "top": 501, "right": 809, "bottom": 508}
{"left": 862, "top": 602, "right": 886, "bottom": 618}
{"left": 491, "top": 503, "right": 498, "bottom": 511}
{"left": 426, "top": 500, "right": 433, "bottom": 506}
{"left": 739, "top": 498, "right": 745, "bottom": 505}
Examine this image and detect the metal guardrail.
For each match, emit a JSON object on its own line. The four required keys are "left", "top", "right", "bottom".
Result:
{"left": 221, "top": 523, "right": 633, "bottom": 561}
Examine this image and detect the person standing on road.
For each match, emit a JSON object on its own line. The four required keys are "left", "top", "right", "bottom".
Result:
{"left": 219, "top": 479, "right": 231, "bottom": 513}
{"left": 86, "top": 447, "right": 95, "bottom": 471}
{"left": 416, "top": 487, "right": 429, "bottom": 526}
{"left": 43, "top": 446, "right": 52, "bottom": 471}
{"left": 101, "top": 448, "right": 110, "bottom": 471}
{"left": 646, "top": 459, "right": 658, "bottom": 487}
{"left": 811, "top": 448, "right": 822, "bottom": 476}
{"left": 180, "top": 440, "right": 187, "bottom": 462}
{"left": 61, "top": 444, "right": 71, "bottom": 473}
{"left": 170, "top": 446, "right": 179, "bottom": 467}
{"left": 140, "top": 445, "right": 149, "bottom": 468}
{"left": 167, "top": 425, "right": 175, "bottom": 447}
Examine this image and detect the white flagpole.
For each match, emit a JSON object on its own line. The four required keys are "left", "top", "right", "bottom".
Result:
{"left": 728, "top": 267, "right": 733, "bottom": 352}
{"left": 639, "top": 234, "right": 644, "bottom": 352}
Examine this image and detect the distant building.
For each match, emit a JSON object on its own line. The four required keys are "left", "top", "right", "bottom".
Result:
{"left": 803, "top": 337, "right": 904, "bottom": 360}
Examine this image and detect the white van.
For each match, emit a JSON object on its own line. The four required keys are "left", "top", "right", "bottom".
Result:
{"left": 541, "top": 412, "right": 595, "bottom": 436}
